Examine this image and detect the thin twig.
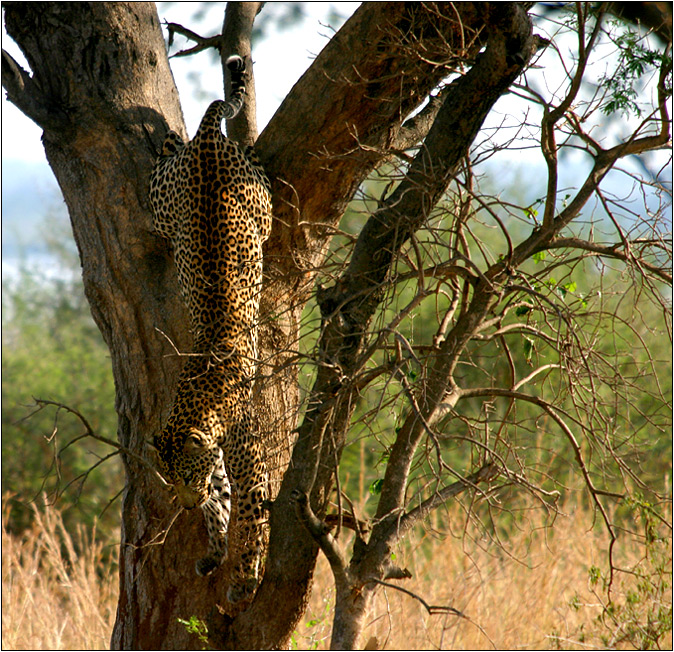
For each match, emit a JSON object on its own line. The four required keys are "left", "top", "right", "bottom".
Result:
{"left": 366, "top": 578, "right": 465, "bottom": 617}
{"left": 31, "top": 398, "right": 155, "bottom": 472}
{"left": 163, "top": 21, "right": 222, "bottom": 58}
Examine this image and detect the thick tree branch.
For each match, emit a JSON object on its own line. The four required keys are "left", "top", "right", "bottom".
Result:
{"left": 1, "top": 48, "right": 62, "bottom": 129}
{"left": 257, "top": 2, "right": 489, "bottom": 283}
{"left": 221, "top": 2, "right": 264, "bottom": 146}
{"left": 265, "top": 12, "right": 540, "bottom": 644}
{"left": 322, "top": 4, "right": 536, "bottom": 350}
{"left": 608, "top": 1, "right": 673, "bottom": 44}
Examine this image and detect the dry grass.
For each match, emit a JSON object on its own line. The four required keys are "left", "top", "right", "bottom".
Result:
{"left": 2, "top": 496, "right": 671, "bottom": 650}
{"left": 295, "top": 502, "right": 673, "bottom": 651}
{"left": 2, "top": 498, "right": 118, "bottom": 651}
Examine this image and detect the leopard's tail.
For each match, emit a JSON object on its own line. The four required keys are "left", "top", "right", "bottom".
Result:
{"left": 196, "top": 55, "right": 246, "bottom": 136}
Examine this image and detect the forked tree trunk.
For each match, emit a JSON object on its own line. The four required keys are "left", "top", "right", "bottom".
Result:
{"left": 2, "top": 2, "right": 499, "bottom": 648}
{"left": 5, "top": 2, "right": 672, "bottom": 649}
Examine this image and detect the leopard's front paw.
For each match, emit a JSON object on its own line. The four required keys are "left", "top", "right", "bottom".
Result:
{"left": 226, "top": 576, "right": 258, "bottom": 603}
{"left": 195, "top": 555, "right": 222, "bottom": 577}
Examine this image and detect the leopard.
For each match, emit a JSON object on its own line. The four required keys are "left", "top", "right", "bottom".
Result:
{"left": 146, "top": 54, "right": 272, "bottom": 602}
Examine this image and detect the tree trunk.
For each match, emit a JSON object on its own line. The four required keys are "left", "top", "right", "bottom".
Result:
{"left": 2, "top": 2, "right": 497, "bottom": 648}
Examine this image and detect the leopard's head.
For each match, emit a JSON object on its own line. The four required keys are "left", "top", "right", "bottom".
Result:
{"left": 147, "top": 424, "right": 222, "bottom": 510}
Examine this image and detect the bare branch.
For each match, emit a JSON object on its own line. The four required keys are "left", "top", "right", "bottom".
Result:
{"left": 164, "top": 22, "right": 222, "bottom": 58}
{"left": 290, "top": 488, "right": 348, "bottom": 583}
{"left": 31, "top": 398, "right": 155, "bottom": 473}
{"left": 330, "top": 7, "right": 537, "bottom": 335}
{"left": 399, "top": 462, "right": 500, "bottom": 534}
{"left": 1, "top": 49, "right": 62, "bottom": 129}
{"left": 367, "top": 578, "right": 465, "bottom": 617}
{"left": 459, "top": 387, "right": 625, "bottom": 502}
{"left": 548, "top": 237, "right": 672, "bottom": 284}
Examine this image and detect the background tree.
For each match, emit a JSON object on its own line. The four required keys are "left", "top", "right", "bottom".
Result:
{"left": 2, "top": 2, "right": 671, "bottom": 650}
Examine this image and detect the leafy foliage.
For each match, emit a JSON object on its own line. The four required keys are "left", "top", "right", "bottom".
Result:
{"left": 562, "top": 499, "right": 673, "bottom": 650}
{"left": 177, "top": 616, "right": 210, "bottom": 650}
{"left": 2, "top": 211, "right": 121, "bottom": 540}
{"left": 600, "top": 23, "right": 673, "bottom": 117}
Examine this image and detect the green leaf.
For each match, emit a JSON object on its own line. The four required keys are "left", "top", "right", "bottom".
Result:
{"left": 177, "top": 616, "right": 209, "bottom": 649}
{"left": 516, "top": 304, "right": 532, "bottom": 316}
{"left": 557, "top": 280, "right": 577, "bottom": 299}
{"left": 598, "top": 26, "right": 671, "bottom": 117}
{"left": 523, "top": 205, "right": 539, "bottom": 220}
{"left": 369, "top": 478, "right": 384, "bottom": 495}
{"left": 533, "top": 251, "right": 546, "bottom": 264}
{"left": 588, "top": 565, "right": 602, "bottom": 586}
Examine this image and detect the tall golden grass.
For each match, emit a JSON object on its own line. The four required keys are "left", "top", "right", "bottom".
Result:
{"left": 2, "top": 498, "right": 118, "bottom": 650}
{"left": 2, "top": 495, "right": 671, "bottom": 650}
{"left": 296, "top": 502, "right": 672, "bottom": 651}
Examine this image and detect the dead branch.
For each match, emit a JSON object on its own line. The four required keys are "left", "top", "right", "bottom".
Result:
{"left": 164, "top": 21, "right": 222, "bottom": 58}
{"left": 367, "top": 578, "right": 464, "bottom": 617}
{"left": 548, "top": 237, "right": 672, "bottom": 284}
{"left": 31, "top": 398, "right": 155, "bottom": 473}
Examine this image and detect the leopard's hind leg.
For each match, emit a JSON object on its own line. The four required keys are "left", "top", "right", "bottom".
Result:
{"left": 223, "top": 414, "right": 268, "bottom": 602}
{"left": 195, "top": 455, "right": 232, "bottom": 577}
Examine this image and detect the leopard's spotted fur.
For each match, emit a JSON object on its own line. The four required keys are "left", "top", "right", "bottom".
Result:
{"left": 147, "top": 55, "right": 271, "bottom": 602}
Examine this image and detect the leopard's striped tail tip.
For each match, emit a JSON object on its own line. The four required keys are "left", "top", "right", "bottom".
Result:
{"left": 225, "top": 54, "right": 245, "bottom": 73}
